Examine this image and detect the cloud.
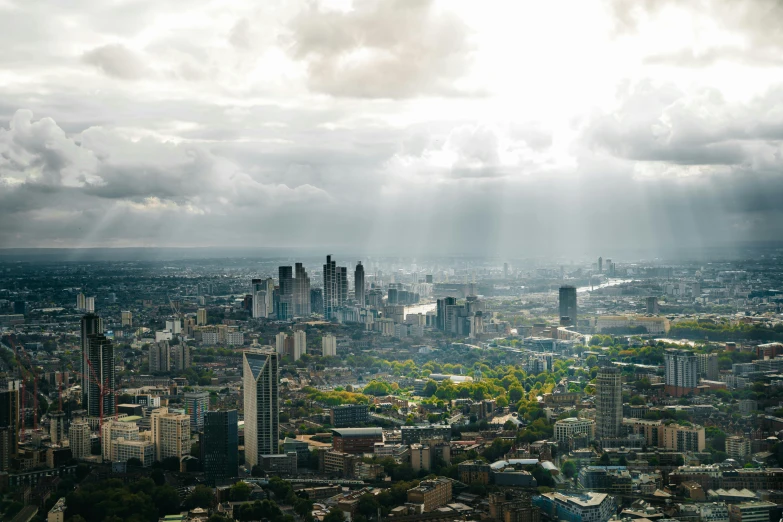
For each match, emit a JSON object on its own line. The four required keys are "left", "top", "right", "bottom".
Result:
{"left": 82, "top": 44, "right": 149, "bottom": 80}
{"left": 287, "top": 0, "right": 475, "bottom": 98}
{"left": 583, "top": 82, "right": 783, "bottom": 168}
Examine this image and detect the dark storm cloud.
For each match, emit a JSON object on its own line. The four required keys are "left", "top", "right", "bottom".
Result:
{"left": 287, "top": 0, "right": 476, "bottom": 98}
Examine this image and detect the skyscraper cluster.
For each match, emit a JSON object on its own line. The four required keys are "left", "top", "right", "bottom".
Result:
{"left": 277, "top": 263, "right": 311, "bottom": 320}
{"left": 323, "top": 255, "right": 348, "bottom": 320}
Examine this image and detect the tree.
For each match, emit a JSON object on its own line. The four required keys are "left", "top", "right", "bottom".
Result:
{"left": 185, "top": 485, "right": 216, "bottom": 509}
{"left": 230, "top": 481, "right": 252, "bottom": 501}
{"left": 151, "top": 468, "right": 166, "bottom": 486}
{"left": 357, "top": 493, "right": 379, "bottom": 519}
{"left": 598, "top": 453, "right": 611, "bottom": 465}
{"left": 422, "top": 380, "right": 438, "bottom": 397}
{"left": 561, "top": 460, "right": 576, "bottom": 479}
{"left": 152, "top": 485, "right": 182, "bottom": 516}
{"left": 126, "top": 457, "right": 144, "bottom": 468}
{"left": 324, "top": 507, "right": 346, "bottom": 522}
{"left": 251, "top": 464, "right": 264, "bottom": 477}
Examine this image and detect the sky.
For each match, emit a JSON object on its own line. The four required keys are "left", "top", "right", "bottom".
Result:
{"left": 1, "top": 0, "right": 782, "bottom": 258}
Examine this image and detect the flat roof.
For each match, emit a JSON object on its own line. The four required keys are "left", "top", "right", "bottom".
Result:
{"left": 332, "top": 428, "right": 383, "bottom": 437}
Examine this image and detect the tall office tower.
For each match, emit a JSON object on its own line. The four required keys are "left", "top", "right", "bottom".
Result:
{"left": 558, "top": 286, "right": 577, "bottom": 327}
{"left": 426, "top": 274, "right": 433, "bottom": 284}
{"left": 646, "top": 296, "right": 659, "bottom": 314}
{"left": 322, "top": 334, "right": 337, "bottom": 357}
{"left": 121, "top": 311, "right": 133, "bottom": 327}
{"left": 202, "top": 410, "right": 238, "bottom": 486}
{"left": 197, "top": 308, "right": 208, "bottom": 326}
{"left": 323, "top": 255, "right": 337, "bottom": 319}
{"left": 85, "top": 296, "right": 95, "bottom": 313}
{"left": 294, "top": 263, "right": 311, "bottom": 317}
{"left": 598, "top": 257, "right": 603, "bottom": 273}
{"left": 665, "top": 349, "right": 699, "bottom": 393}
{"left": 355, "top": 262, "right": 365, "bottom": 305}
{"left": 85, "top": 334, "right": 116, "bottom": 418}
{"left": 76, "top": 292, "right": 86, "bottom": 311}
{"left": 151, "top": 407, "right": 191, "bottom": 461}
{"left": 293, "top": 330, "right": 306, "bottom": 360}
{"left": 243, "top": 350, "right": 279, "bottom": 468}
{"left": 68, "top": 421, "right": 91, "bottom": 459}
{"left": 251, "top": 278, "right": 274, "bottom": 319}
{"left": 595, "top": 367, "right": 623, "bottom": 440}
{"left": 81, "top": 313, "right": 103, "bottom": 406}
{"left": 436, "top": 297, "right": 457, "bottom": 331}
{"left": 310, "top": 288, "right": 323, "bottom": 315}
{"left": 149, "top": 340, "right": 171, "bottom": 372}
{"left": 337, "top": 266, "right": 348, "bottom": 306}
{"left": 278, "top": 266, "right": 294, "bottom": 320}
{"left": 184, "top": 391, "right": 210, "bottom": 433}
{"left": 275, "top": 332, "right": 287, "bottom": 355}
{"left": 50, "top": 411, "right": 66, "bottom": 444}
{"left": 0, "top": 380, "right": 19, "bottom": 471}
{"left": 172, "top": 344, "right": 192, "bottom": 371}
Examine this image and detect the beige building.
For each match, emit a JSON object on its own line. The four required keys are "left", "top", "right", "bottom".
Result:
{"left": 726, "top": 436, "right": 752, "bottom": 459}
{"left": 197, "top": 308, "right": 207, "bottom": 326}
{"left": 112, "top": 439, "right": 154, "bottom": 467}
{"left": 407, "top": 478, "right": 452, "bottom": 512}
{"left": 662, "top": 423, "right": 705, "bottom": 452}
{"left": 151, "top": 408, "right": 191, "bottom": 461}
{"left": 554, "top": 418, "right": 595, "bottom": 444}
{"left": 322, "top": 334, "right": 337, "bottom": 357}
{"left": 68, "top": 421, "right": 91, "bottom": 459}
{"left": 623, "top": 418, "right": 663, "bottom": 447}
{"left": 102, "top": 420, "right": 140, "bottom": 461}
{"left": 596, "top": 367, "right": 623, "bottom": 439}
{"left": 595, "top": 315, "right": 670, "bottom": 334}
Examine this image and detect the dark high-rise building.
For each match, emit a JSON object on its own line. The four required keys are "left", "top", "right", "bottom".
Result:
{"left": 337, "top": 266, "right": 348, "bottom": 306}
{"left": 278, "top": 266, "right": 294, "bottom": 320}
{"left": 310, "top": 288, "right": 324, "bottom": 315}
{"left": 202, "top": 409, "right": 238, "bottom": 486}
{"left": 0, "top": 380, "right": 20, "bottom": 471}
{"left": 558, "top": 286, "right": 577, "bottom": 327}
{"left": 596, "top": 367, "right": 622, "bottom": 440}
{"left": 598, "top": 256, "right": 603, "bottom": 273}
{"left": 12, "top": 301, "right": 26, "bottom": 315}
{"left": 354, "top": 262, "right": 365, "bottom": 305}
{"left": 436, "top": 297, "right": 457, "bottom": 331}
{"left": 388, "top": 288, "right": 398, "bottom": 305}
{"left": 294, "top": 263, "right": 311, "bottom": 317}
{"left": 243, "top": 350, "right": 279, "bottom": 467}
{"left": 86, "top": 334, "right": 116, "bottom": 418}
{"left": 646, "top": 296, "right": 659, "bottom": 314}
{"left": 80, "top": 313, "right": 103, "bottom": 407}
{"left": 426, "top": 275, "right": 433, "bottom": 284}
{"left": 323, "top": 255, "right": 337, "bottom": 319}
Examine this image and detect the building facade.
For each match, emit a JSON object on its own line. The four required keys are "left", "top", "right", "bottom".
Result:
{"left": 202, "top": 410, "right": 238, "bottom": 486}
{"left": 595, "top": 367, "right": 623, "bottom": 440}
{"left": 243, "top": 350, "right": 279, "bottom": 468}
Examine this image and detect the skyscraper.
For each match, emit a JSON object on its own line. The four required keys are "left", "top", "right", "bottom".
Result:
{"left": 0, "top": 380, "right": 19, "bottom": 471}
{"left": 322, "top": 334, "right": 337, "bottom": 357}
{"left": 294, "top": 263, "right": 311, "bottom": 317}
{"left": 558, "top": 286, "right": 577, "bottom": 327}
{"left": 202, "top": 410, "right": 238, "bottom": 486}
{"left": 68, "top": 421, "right": 91, "bottom": 459}
{"left": 172, "top": 343, "right": 191, "bottom": 371}
{"left": 310, "top": 288, "right": 323, "bottom": 315}
{"left": 243, "top": 349, "right": 279, "bottom": 468}
{"left": 323, "top": 255, "right": 337, "bottom": 319}
{"left": 252, "top": 278, "right": 274, "bottom": 319}
{"left": 664, "top": 349, "right": 699, "bottom": 394}
{"left": 337, "top": 266, "right": 348, "bottom": 305}
{"left": 275, "top": 332, "right": 287, "bottom": 355}
{"left": 598, "top": 257, "right": 603, "bottom": 273}
{"left": 151, "top": 407, "right": 191, "bottom": 461}
{"left": 293, "top": 330, "right": 306, "bottom": 361}
{"left": 355, "top": 262, "right": 365, "bottom": 305}
{"left": 85, "top": 334, "right": 116, "bottom": 418}
{"left": 81, "top": 313, "right": 103, "bottom": 406}
{"left": 149, "top": 340, "right": 170, "bottom": 372}
{"left": 436, "top": 297, "right": 457, "bottom": 331}
{"left": 595, "top": 367, "right": 622, "bottom": 440}
{"left": 278, "top": 266, "right": 294, "bottom": 320}
{"left": 184, "top": 391, "right": 210, "bottom": 433}
{"left": 197, "top": 308, "right": 208, "bottom": 326}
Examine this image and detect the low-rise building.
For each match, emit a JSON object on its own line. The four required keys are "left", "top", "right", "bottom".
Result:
{"left": 728, "top": 501, "right": 775, "bottom": 522}
{"left": 533, "top": 492, "right": 616, "bottom": 522}
{"left": 407, "top": 477, "right": 452, "bottom": 512}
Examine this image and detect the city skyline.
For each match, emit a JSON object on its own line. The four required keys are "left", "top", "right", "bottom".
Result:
{"left": 1, "top": 1, "right": 782, "bottom": 256}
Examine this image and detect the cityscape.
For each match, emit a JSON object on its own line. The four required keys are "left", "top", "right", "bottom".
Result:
{"left": 2, "top": 0, "right": 783, "bottom": 522}
{"left": 1, "top": 250, "right": 783, "bottom": 522}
